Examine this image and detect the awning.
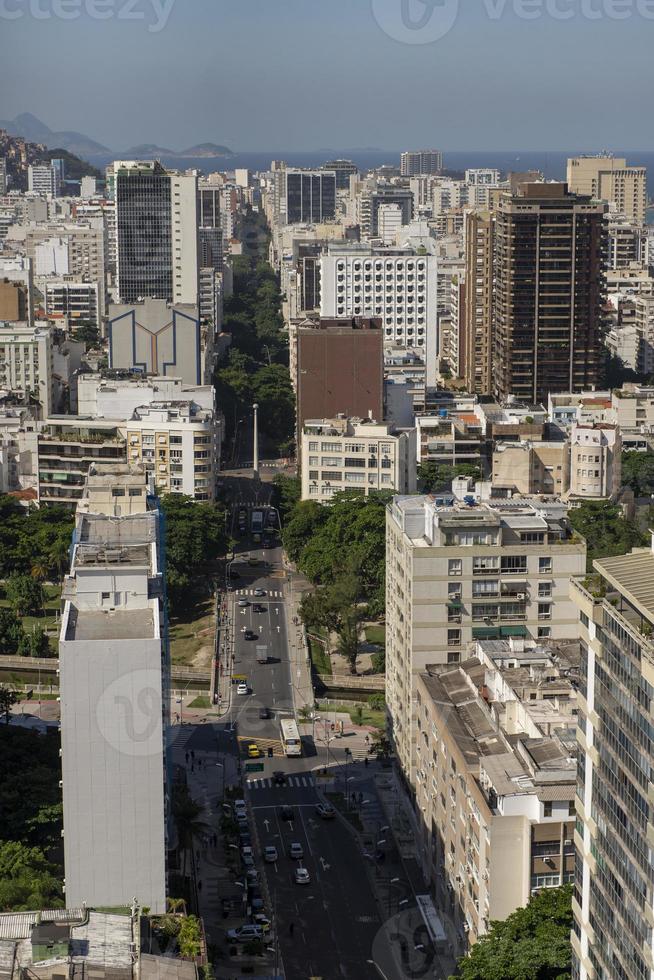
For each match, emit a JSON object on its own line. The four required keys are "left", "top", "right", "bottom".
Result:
{"left": 500, "top": 626, "right": 528, "bottom": 637}
{"left": 472, "top": 627, "right": 501, "bottom": 639}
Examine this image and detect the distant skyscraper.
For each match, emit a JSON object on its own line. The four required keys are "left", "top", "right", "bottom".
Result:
{"left": 493, "top": 184, "right": 606, "bottom": 404}
{"left": 361, "top": 186, "right": 413, "bottom": 237}
{"left": 0, "top": 157, "right": 7, "bottom": 195}
{"left": 463, "top": 209, "right": 494, "bottom": 394}
{"left": 400, "top": 150, "right": 443, "bottom": 176}
{"left": 197, "top": 181, "right": 223, "bottom": 272}
{"left": 567, "top": 154, "right": 647, "bottom": 225}
{"left": 323, "top": 159, "right": 358, "bottom": 190}
{"left": 113, "top": 160, "right": 198, "bottom": 305}
{"left": 285, "top": 170, "right": 336, "bottom": 224}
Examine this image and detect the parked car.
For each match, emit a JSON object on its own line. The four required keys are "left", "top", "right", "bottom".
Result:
{"left": 241, "top": 852, "right": 255, "bottom": 868}
{"left": 264, "top": 845, "right": 278, "bottom": 863}
{"left": 289, "top": 842, "right": 304, "bottom": 860}
{"left": 294, "top": 867, "right": 311, "bottom": 885}
{"left": 247, "top": 743, "right": 261, "bottom": 758}
{"left": 227, "top": 925, "right": 263, "bottom": 943}
{"left": 315, "top": 803, "right": 336, "bottom": 819}
{"left": 245, "top": 868, "right": 259, "bottom": 884}
{"left": 238, "top": 599, "right": 250, "bottom": 608}
{"left": 251, "top": 914, "right": 271, "bottom": 933}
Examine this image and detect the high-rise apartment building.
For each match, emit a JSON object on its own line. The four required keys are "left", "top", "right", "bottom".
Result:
{"left": 285, "top": 170, "right": 337, "bottom": 224}
{"left": 197, "top": 179, "right": 224, "bottom": 272}
{"left": 0, "top": 321, "right": 53, "bottom": 415}
{"left": 0, "top": 157, "right": 7, "bottom": 195}
{"left": 319, "top": 244, "right": 438, "bottom": 381}
{"left": 113, "top": 160, "right": 198, "bottom": 305}
{"left": 493, "top": 184, "right": 606, "bottom": 404}
{"left": 59, "top": 462, "right": 168, "bottom": 913}
{"left": 401, "top": 150, "right": 443, "bottom": 176}
{"left": 28, "top": 162, "right": 61, "bottom": 197}
{"left": 359, "top": 186, "right": 413, "bottom": 237}
{"left": 567, "top": 155, "right": 647, "bottom": 226}
{"left": 385, "top": 494, "right": 586, "bottom": 776}
{"left": 571, "top": 541, "right": 654, "bottom": 980}
{"left": 323, "top": 159, "right": 358, "bottom": 191}
{"left": 463, "top": 209, "right": 494, "bottom": 394}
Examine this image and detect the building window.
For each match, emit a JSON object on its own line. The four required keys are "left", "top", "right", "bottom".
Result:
{"left": 539, "top": 557, "right": 553, "bottom": 574}
{"left": 538, "top": 582, "right": 552, "bottom": 598}
{"left": 537, "top": 626, "right": 551, "bottom": 639}
{"left": 448, "top": 558, "right": 462, "bottom": 576}
{"left": 543, "top": 802, "right": 553, "bottom": 817}
{"left": 308, "top": 442, "right": 319, "bottom": 451}
{"left": 447, "top": 629, "right": 461, "bottom": 646}
{"left": 447, "top": 652, "right": 460, "bottom": 664}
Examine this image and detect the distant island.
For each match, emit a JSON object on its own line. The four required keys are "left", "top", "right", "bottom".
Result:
{"left": 121, "top": 141, "right": 234, "bottom": 160}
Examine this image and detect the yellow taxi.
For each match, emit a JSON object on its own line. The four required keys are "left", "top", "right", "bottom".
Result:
{"left": 247, "top": 743, "right": 261, "bottom": 758}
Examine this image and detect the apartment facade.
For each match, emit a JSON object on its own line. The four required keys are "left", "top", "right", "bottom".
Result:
{"left": 37, "top": 418, "right": 127, "bottom": 507}
{"left": 493, "top": 184, "right": 606, "bottom": 404}
{"left": 42, "top": 279, "right": 101, "bottom": 331}
{"left": 0, "top": 321, "right": 53, "bottom": 416}
{"left": 571, "top": 543, "right": 654, "bottom": 980}
{"left": 492, "top": 441, "right": 571, "bottom": 496}
{"left": 126, "top": 401, "right": 218, "bottom": 501}
{"left": 567, "top": 155, "right": 647, "bottom": 226}
{"left": 569, "top": 423, "right": 622, "bottom": 501}
{"left": 385, "top": 495, "right": 586, "bottom": 776}
{"left": 401, "top": 150, "right": 443, "bottom": 176}
{"left": 59, "top": 463, "right": 168, "bottom": 913}
{"left": 107, "top": 298, "right": 208, "bottom": 385}
{"left": 415, "top": 644, "right": 577, "bottom": 945}
{"left": 301, "top": 418, "right": 416, "bottom": 503}
{"left": 463, "top": 209, "right": 494, "bottom": 394}
{"left": 28, "top": 163, "right": 60, "bottom": 197}
{"left": 319, "top": 244, "right": 438, "bottom": 383}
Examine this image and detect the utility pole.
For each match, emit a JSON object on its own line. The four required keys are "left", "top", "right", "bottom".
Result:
{"left": 253, "top": 402, "right": 259, "bottom": 478}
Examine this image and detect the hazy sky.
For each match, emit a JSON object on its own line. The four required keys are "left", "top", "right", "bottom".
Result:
{"left": 0, "top": 0, "right": 653, "bottom": 151}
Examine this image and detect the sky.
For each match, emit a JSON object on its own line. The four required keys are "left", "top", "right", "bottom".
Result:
{"left": 0, "top": 0, "right": 653, "bottom": 152}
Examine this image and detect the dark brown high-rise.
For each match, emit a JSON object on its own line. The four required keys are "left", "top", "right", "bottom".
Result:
{"left": 493, "top": 184, "right": 606, "bottom": 404}
{"left": 295, "top": 317, "right": 384, "bottom": 451}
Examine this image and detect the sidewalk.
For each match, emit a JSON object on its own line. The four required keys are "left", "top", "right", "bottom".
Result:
{"left": 284, "top": 567, "right": 314, "bottom": 714}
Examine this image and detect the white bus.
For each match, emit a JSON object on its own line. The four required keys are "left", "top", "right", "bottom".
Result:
{"left": 280, "top": 717, "right": 302, "bottom": 757}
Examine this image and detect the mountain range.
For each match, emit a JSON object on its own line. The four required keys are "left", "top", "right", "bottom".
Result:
{"left": 0, "top": 113, "right": 234, "bottom": 160}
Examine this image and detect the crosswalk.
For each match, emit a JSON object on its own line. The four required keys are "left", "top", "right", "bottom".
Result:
{"left": 247, "top": 774, "right": 315, "bottom": 790}
{"left": 236, "top": 589, "right": 284, "bottom": 598}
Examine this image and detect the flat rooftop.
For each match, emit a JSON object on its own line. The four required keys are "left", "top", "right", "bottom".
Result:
{"left": 595, "top": 549, "right": 654, "bottom": 622}
{"left": 65, "top": 605, "right": 155, "bottom": 641}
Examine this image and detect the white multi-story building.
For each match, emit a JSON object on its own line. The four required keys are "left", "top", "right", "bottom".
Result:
{"left": 8, "top": 221, "right": 106, "bottom": 283}
{"left": 301, "top": 417, "right": 417, "bottom": 504}
{"left": 377, "top": 203, "right": 404, "bottom": 245}
{"left": 41, "top": 278, "right": 102, "bottom": 331}
{"left": 59, "top": 462, "right": 168, "bottom": 913}
{"left": 465, "top": 169, "right": 501, "bottom": 186}
{"left": 385, "top": 494, "right": 586, "bottom": 777}
{"left": 126, "top": 401, "right": 218, "bottom": 501}
{"left": 0, "top": 320, "right": 53, "bottom": 415}
{"left": 569, "top": 423, "right": 622, "bottom": 501}
{"left": 28, "top": 163, "right": 61, "bottom": 198}
{"left": 80, "top": 176, "right": 98, "bottom": 199}
{"left": 320, "top": 244, "right": 438, "bottom": 384}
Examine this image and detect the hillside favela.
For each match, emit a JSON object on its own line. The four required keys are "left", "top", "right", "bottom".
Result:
{"left": 0, "top": 3, "right": 653, "bottom": 979}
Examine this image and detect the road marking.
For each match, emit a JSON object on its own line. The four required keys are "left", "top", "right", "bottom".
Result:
{"left": 320, "top": 856, "right": 331, "bottom": 872}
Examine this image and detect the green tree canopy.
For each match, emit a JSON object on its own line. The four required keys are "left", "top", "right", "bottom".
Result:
{"left": 568, "top": 500, "right": 647, "bottom": 569}
{"left": 621, "top": 451, "right": 654, "bottom": 497}
{"left": 451, "top": 885, "right": 573, "bottom": 980}
{"left": 418, "top": 461, "right": 482, "bottom": 494}
{"left": 160, "top": 495, "right": 227, "bottom": 615}
{"left": 0, "top": 840, "right": 63, "bottom": 912}
{"left": 0, "top": 497, "right": 73, "bottom": 579}
{"left": 5, "top": 574, "right": 44, "bottom": 617}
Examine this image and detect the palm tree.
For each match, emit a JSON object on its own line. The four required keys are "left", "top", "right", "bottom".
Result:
{"left": 30, "top": 561, "right": 48, "bottom": 583}
{"left": 171, "top": 785, "right": 210, "bottom": 878}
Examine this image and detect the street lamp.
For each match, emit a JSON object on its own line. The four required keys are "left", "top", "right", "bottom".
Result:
{"left": 366, "top": 960, "right": 391, "bottom": 980}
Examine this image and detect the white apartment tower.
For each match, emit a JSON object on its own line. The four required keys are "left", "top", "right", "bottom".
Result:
{"left": 401, "top": 150, "right": 443, "bottom": 176}
{"left": 59, "top": 462, "right": 168, "bottom": 913}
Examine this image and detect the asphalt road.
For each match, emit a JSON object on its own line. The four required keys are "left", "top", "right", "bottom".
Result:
{"left": 250, "top": 780, "right": 382, "bottom": 980}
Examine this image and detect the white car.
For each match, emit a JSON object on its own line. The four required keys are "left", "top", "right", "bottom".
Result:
{"left": 264, "top": 845, "right": 278, "bottom": 863}
{"left": 234, "top": 799, "right": 247, "bottom": 814}
{"left": 294, "top": 867, "right": 311, "bottom": 885}
{"left": 238, "top": 599, "right": 250, "bottom": 607}
{"left": 289, "top": 842, "right": 303, "bottom": 860}
{"left": 237, "top": 682, "right": 249, "bottom": 695}
{"left": 254, "top": 588, "right": 267, "bottom": 597}
{"left": 226, "top": 924, "right": 263, "bottom": 943}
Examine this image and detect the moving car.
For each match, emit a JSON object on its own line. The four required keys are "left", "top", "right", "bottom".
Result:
{"left": 247, "top": 743, "right": 261, "bottom": 758}
{"left": 227, "top": 925, "right": 263, "bottom": 943}
{"left": 244, "top": 629, "right": 257, "bottom": 640}
{"left": 288, "top": 842, "right": 303, "bottom": 860}
{"left": 315, "top": 802, "right": 336, "bottom": 819}
{"left": 238, "top": 599, "right": 250, "bottom": 608}
{"left": 294, "top": 867, "right": 311, "bottom": 885}
{"left": 254, "top": 588, "right": 267, "bottom": 597}
{"left": 272, "top": 770, "right": 287, "bottom": 786}
{"left": 237, "top": 682, "right": 249, "bottom": 696}
{"left": 253, "top": 604, "right": 266, "bottom": 614}
{"left": 259, "top": 706, "right": 271, "bottom": 720}
{"left": 264, "top": 845, "right": 278, "bottom": 863}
